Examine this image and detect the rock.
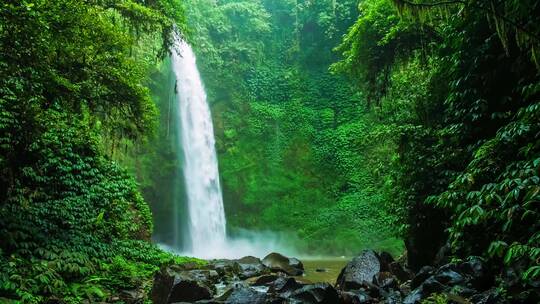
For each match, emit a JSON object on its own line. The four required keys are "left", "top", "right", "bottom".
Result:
{"left": 268, "top": 276, "right": 303, "bottom": 294}
{"left": 235, "top": 256, "right": 267, "bottom": 279}
{"left": 220, "top": 287, "right": 267, "bottom": 304}
{"left": 364, "top": 281, "right": 384, "bottom": 299}
{"left": 402, "top": 276, "right": 446, "bottom": 304}
{"left": 168, "top": 278, "right": 213, "bottom": 303}
{"left": 454, "top": 285, "right": 477, "bottom": 298}
{"left": 119, "top": 289, "right": 145, "bottom": 304}
{"left": 373, "top": 272, "right": 398, "bottom": 290}
{"left": 286, "top": 283, "right": 340, "bottom": 304}
{"left": 336, "top": 250, "right": 381, "bottom": 291}
{"left": 410, "top": 266, "right": 434, "bottom": 289}
{"left": 434, "top": 269, "right": 464, "bottom": 287}
{"left": 459, "top": 256, "right": 492, "bottom": 289}
{"left": 315, "top": 268, "right": 327, "bottom": 273}
{"left": 470, "top": 288, "right": 502, "bottom": 304}
{"left": 262, "top": 253, "right": 304, "bottom": 276}
{"left": 151, "top": 267, "right": 214, "bottom": 304}
{"left": 384, "top": 290, "right": 402, "bottom": 304}
{"left": 188, "top": 269, "right": 220, "bottom": 286}
{"left": 402, "top": 288, "right": 423, "bottom": 304}
{"left": 250, "top": 274, "right": 280, "bottom": 286}
{"left": 339, "top": 290, "right": 371, "bottom": 304}
{"left": 379, "top": 252, "right": 395, "bottom": 272}
{"left": 389, "top": 261, "right": 411, "bottom": 282}
{"left": 210, "top": 259, "right": 242, "bottom": 278}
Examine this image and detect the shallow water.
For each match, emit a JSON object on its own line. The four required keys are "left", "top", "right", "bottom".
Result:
{"left": 295, "top": 257, "right": 349, "bottom": 284}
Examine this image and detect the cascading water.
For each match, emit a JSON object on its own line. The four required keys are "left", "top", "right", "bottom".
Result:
{"left": 164, "top": 32, "right": 297, "bottom": 259}
{"left": 171, "top": 34, "right": 227, "bottom": 257}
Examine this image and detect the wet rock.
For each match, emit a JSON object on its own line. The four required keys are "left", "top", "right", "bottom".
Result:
{"left": 220, "top": 286, "right": 267, "bottom": 304}
{"left": 235, "top": 256, "right": 267, "bottom": 279}
{"left": 119, "top": 289, "right": 145, "bottom": 304}
{"left": 410, "top": 266, "right": 434, "bottom": 289}
{"left": 402, "top": 276, "right": 446, "bottom": 304}
{"left": 250, "top": 274, "right": 280, "bottom": 286}
{"left": 402, "top": 288, "right": 423, "bottom": 304}
{"left": 151, "top": 267, "right": 214, "bottom": 304}
{"left": 336, "top": 250, "right": 381, "bottom": 291}
{"left": 268, "top": 276, "right": 303, "bottom": 294}
{"left": 470, "top": 288, "right": 502, "bottom": 304}
{"left": 189, "top": 270, "right": 220, "bottom": 286}
{"left": 373, "top": 272, "right": 398, "bottom": 290}
{"left": 384, "top": 290, "right": 402, "bottom": 304}
{"left": 459, "top": 256, "right": 492, "bottom": 289}
{"left": 168, "top": 279, "right": 213, "bottom": 303}
{"left": 315, "top": 268, "right": 327, "bottom": 273}
{"left": 210, "top": 259, "right": 242, "bottom": 279}
{"left": 420, "top": 276, "right": 446, "bottom": 294}
{"left": 286, "top": 283, "right": 340, "bottom": 304}
{"left": 262, "top": 253, "right": 304, "bottom": 276}
{"left": 454, "top": 286, "right": 478, "bottom": 298}
{"left": 434, "top": 269, "right": 464, "bottom": 286}
{"left": 339, "top": 290, "right": 372, "bottom": 304}
{"left": 389, "top": 261, "right": 411, "bottom": 282}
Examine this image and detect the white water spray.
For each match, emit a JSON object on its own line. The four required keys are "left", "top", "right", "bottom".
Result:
{"left": 171, "top": 34, "right": 227, "bottom": 257}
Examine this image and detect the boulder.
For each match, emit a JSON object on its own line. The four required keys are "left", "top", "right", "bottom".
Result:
{"left": 286, "top": 283, "right": 340, "bottom": 304}
{"left": 339, "top": 290, "right": 371, "bottom": 304}
{"left": 383, "top": 290, "right": 402, "bottom": 304}
{"left": 119, "top": 289, "right": 145, "bottom": 304}
{"left": 373, "top": 272, "right": 398, "bottom": 290}
{"left": 268, "top": 276, "right": 303, "bottom": 294}
{"left": 459, "top": 256, "right": 492, "bottom": 289}
{"left": 402, "top": 288, "right": 423, "bottom": 304}
{"left": 151, "top": 267, "right": 214, "bottom": 304}
{"left": 402, "top": 276, "right": 446, "bottom": 304}
{"left": 210, "top": 259, "right": 242, "bottom": 278}
{"left": 470, "top": 288, "right": 502, "bottom": 304}
{"left": 419, "top": 276, "right": 446, "bottom": 294}
{"left": 410, "top": 266, "right": 434, "bottom": 289}
{"left": 336, "top": 250, "right": 381, "bottom": 291}
{"left": 433, "top": 269, "right": 464, "bottom": 286}
{"left": 389, "top": 261, "right": 411, "bottom": 283}
{"left": 250, "top": 274, "right": 280, "bottom": 286}
{"left": 262, "top": 253, "right": 304, "bottom": 276}
{"left": 221, "top": 286, "right": 267, "bottom": 304}
{"left": 235, "top": 256, "right": 267, "bottom": 279}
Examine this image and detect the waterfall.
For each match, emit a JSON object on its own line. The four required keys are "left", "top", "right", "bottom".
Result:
{"left": 171, "top": 34, "right": 227, "bottom": 258}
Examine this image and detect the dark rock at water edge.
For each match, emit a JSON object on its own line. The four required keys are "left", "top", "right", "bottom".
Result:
{"left": 251, "top": 274, "right": 280, "bottom": 286}
{"left": 151, "top": 266, "right": 215, "bottom": 304}
{"left": 262, "top": 252, "right": 305, "bottom": 276}
{"left": 268, "top": 276, "right": 304, "bottom": 294}
{"left": 335, "top": 250, "right": 381, "bottom": 291}
{"left": 220, "top": 286, "right": 267, "bottom": 304}
{"left": 235, "top": 256, "right": 268, "bottom": 279}
{"left": 284, "top": 283, "right": 340, "bottom": 304}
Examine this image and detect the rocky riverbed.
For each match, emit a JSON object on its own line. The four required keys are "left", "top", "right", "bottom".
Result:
{"left": 145, "top": 250, "right": 537, "bottom": 304}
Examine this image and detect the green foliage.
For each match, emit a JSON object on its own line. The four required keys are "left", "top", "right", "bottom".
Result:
{"left": 175, "top": 0, "right": 402, "bottom": 255}
{"left": 335, "top": 0, "right": 540, "bottom": 286}
{"left": 0, "top": 0, "right": 196, "bottom": 302}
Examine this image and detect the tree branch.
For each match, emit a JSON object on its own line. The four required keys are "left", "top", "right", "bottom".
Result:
{"left": 395, "top": 0, "right": 540, "bottom": 43}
